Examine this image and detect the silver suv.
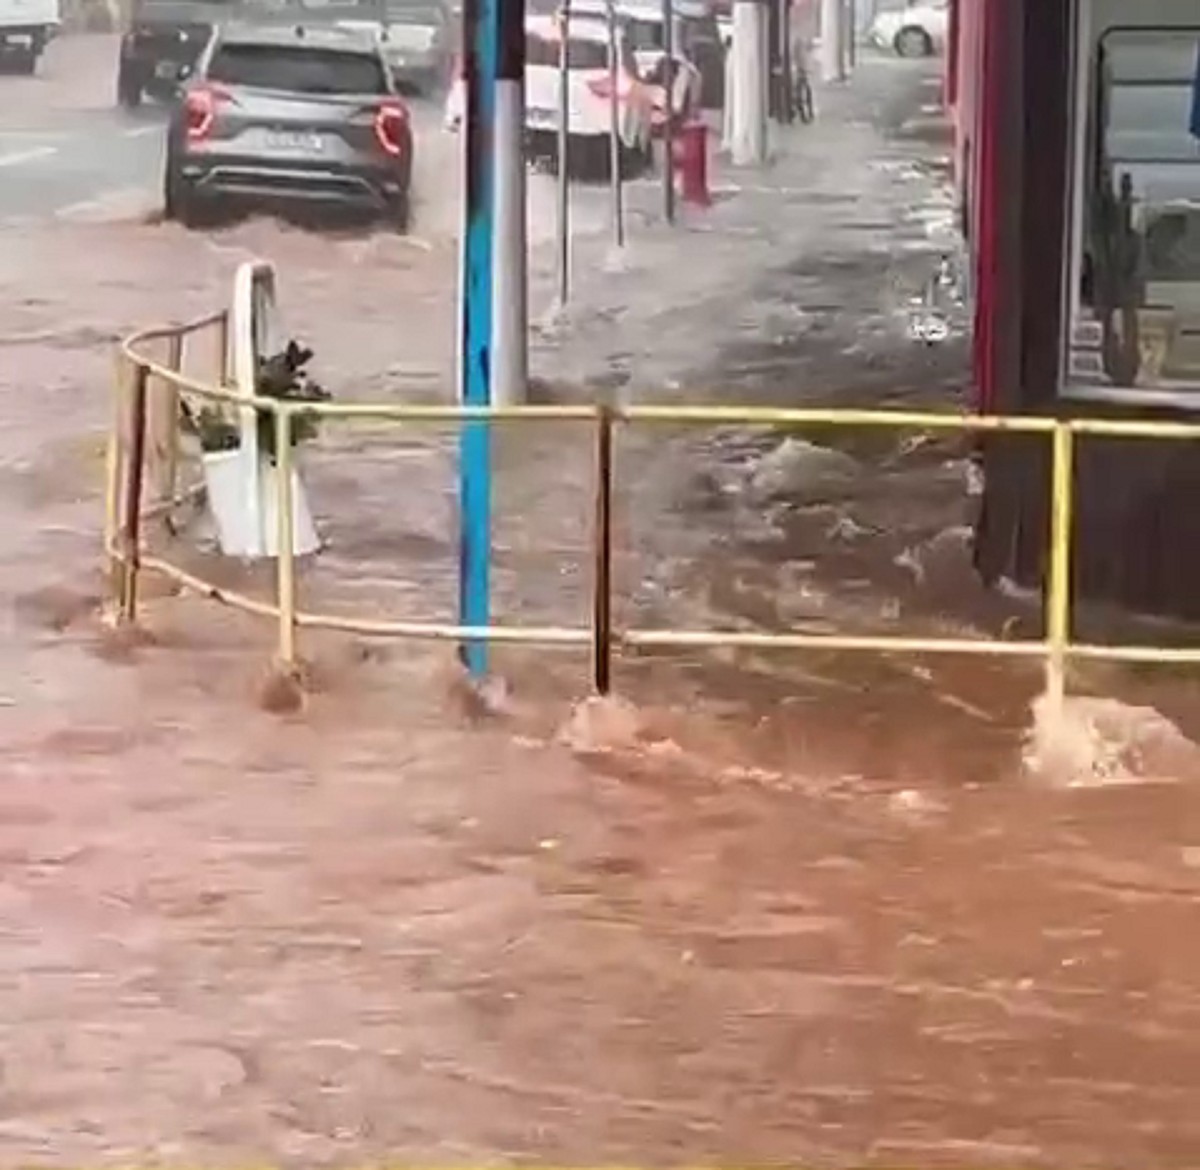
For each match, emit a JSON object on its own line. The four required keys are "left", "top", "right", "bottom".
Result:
{"left": 163, "top": 22, "right": 414, "bottom": 230}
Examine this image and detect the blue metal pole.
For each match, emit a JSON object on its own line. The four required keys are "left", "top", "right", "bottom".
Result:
{"left": 458, "top": 0, "right": 500, "bottom": 677}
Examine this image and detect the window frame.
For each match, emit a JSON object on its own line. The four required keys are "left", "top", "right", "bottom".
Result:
{"left": 1058, "top": 1, "right": 1200, "bottom": 406}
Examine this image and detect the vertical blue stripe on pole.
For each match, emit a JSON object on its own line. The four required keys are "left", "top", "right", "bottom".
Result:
{"left": 459, "top": 0, "right": 499, "bottom": 677}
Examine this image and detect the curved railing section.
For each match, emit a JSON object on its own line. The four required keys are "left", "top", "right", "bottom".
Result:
{"left": 110, "top": 307, "right": 1200, "bottom": 713}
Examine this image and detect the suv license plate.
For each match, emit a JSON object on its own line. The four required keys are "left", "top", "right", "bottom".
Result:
{"left": 527, "top": 106, "right": 555, "bottom": 127}
{"left": 266, "top": 130, "right": 325, "bottom": 153}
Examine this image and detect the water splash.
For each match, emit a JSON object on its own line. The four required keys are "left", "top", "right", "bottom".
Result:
{"left": 1024, "top": 691, "right": 1200, "bottom": 787}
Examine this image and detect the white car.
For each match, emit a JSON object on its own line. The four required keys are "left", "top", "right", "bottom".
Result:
{"left": 0, "top": 0, "right": 59, "bottom": 73}
{"left": 445, "top": 9, "right": 698, "bottom": 176}
{"left": 869, "top": 0, "right": 948, "bottom": 59}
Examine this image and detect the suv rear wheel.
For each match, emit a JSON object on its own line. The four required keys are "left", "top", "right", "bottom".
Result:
{"left": 117, "top": 64, "right": 142, "bottom": 108}
{"left": 382, "top": 192, "right": 410, "bottom": 234}
{"left": 162, "top": 162, "right": 202, "bottom": 228}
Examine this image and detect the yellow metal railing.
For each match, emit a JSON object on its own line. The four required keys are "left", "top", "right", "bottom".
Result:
{"left": 108, "top": 309, "right": 1200, "bottom": 715}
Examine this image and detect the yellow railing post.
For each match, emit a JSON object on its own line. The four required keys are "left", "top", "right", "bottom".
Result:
{"left": 592, "top": 402, "right": 614, "bottom": 695}
{"left": 163, "top": 330, "right": 183, "bottom": 512}
{"left": 104, "top": 351, "right": 127, "bottom": 607}
{"left": 274, "top": 405, "right": 298, "bottom": 668}
{"left": 216, "top": 309, "right": 230, "bottom": 385}
{"left": 1045, "top": 422, "right": 1075, "bottom": 717}
{"left": 119, "top": 361, "right": 149, "bottom": 624}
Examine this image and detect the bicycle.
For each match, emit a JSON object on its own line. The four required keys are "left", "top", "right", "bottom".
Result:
{"left": 790, "top": 43, "right": 815, "bottom": 124}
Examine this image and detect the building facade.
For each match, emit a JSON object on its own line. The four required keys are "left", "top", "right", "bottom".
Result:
{"left": 949, "top": 0, "right": 1200, "bottom": 619}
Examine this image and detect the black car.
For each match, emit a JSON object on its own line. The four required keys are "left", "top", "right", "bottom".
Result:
{"left": 163, "top": 22, "right": 415, "bottom": 230}
{"left": 117, "top": 0, "right": 234, "bottom": 108}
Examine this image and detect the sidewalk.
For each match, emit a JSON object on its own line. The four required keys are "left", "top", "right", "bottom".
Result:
{"left": 526, "top": 53, "right": 965, "bottom": 402}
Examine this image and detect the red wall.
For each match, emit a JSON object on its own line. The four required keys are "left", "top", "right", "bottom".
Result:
{"left": 946, "top": 0, "right": 1002, "bottom": 410}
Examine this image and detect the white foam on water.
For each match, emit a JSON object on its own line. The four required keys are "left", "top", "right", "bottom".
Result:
{"left": 1024, "top": 691, "right": 1200, "bottom": 788}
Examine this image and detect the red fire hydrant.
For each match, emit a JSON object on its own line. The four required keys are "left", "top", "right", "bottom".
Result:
{"left": 671, "top": 119, "right": 711, "bottom": 208}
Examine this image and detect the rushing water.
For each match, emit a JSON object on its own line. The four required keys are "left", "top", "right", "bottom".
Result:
{"left": 3, "top": 45, "right": 1200, "bottom": 1168}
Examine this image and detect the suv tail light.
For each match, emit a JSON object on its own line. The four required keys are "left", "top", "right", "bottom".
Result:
{"left": 374, "top": 99, "right": 410, "bottom": 157}
{"left": 184, "top": 84, "right": 228, "bottom": 142}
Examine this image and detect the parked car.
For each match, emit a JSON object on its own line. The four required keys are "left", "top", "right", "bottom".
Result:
{"left": 444, "top": 5, "right": 698, "bottom": 172}
{"left": 117, "top": 0, "right": 237, "bottom": 108}
{"left": 163, "top": 22, "right": 414, "bottom": 229}
{"left": 0, "top": 0, "right": 59, "bottom": 74}
{"left": 521, "top": 11, "right": 654, "bottom": 174}
{"left": 376, "top": 0, "right": 451, "bottom": 93}
{"left": 308, "top": 0, "right": 453, "bottom": 94}
{"left": 571, "top": 0, "right": 721, "bottom": 110}
{"left": 868, "top": 0, "right": 948, "bottom": 58}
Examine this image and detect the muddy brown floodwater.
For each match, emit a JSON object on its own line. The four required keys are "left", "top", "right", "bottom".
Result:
{"left": 3, "top": 43, "right": 1200, "bottom": 1170}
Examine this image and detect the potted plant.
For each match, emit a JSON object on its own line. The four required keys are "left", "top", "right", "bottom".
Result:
{"left": 184, "top": 340, "right": 329, "bottom": 558}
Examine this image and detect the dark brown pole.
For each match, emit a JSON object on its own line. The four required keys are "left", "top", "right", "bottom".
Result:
{"left": 120, "top": 361, "right": 149, "bottom": 624}
{"left": 592, "top": 403, "right": 614, "bottom": 695}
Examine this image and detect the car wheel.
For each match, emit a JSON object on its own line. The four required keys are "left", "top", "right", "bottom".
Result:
{"left": 117, "top": 65, "right": 142, "bottom": 108}
{"left": 619, "top": 135, "right": 651, "bottom": 179}
{"left": 163, "top": 165, "right": 202, "bottom": 227}
{"left": 894, "top": 26, "right": 933, "bottom": 57}
{"left": 383, "top": 192, "right": 410, "bottom": 234}
{"left": 12, "top": 47, "right": 37, "bottom": 74}
{"left": 585, "top": 137, "right": 609, "bottom": 182}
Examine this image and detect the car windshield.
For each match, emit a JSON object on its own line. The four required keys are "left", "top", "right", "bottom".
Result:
{"left": 525, "top": 31, "right": 608, "bottom": 68}
{"left": 208, "top": 43, "right": 388, "bottom": 92}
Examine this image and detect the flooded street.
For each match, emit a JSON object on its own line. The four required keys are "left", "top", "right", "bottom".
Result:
{"left": 3, "top": 32, "right": 1200, "bottom": 1169}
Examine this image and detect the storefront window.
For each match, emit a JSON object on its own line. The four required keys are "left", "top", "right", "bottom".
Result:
{"left": 1064, "top": 12, "right": 1200, "bottom": 398}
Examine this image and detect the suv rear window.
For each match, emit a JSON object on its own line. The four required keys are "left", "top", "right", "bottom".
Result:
{"left": 526, "top": 31, "right": 608, "bottom": 69}
{"left": 208, "top": 44, "right": 387, "bottom": 93}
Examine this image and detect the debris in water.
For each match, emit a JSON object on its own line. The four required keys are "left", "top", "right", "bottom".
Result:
{"left": 747, "top": 438, "right": 859, "bottom": 504}
{"left": 559, "top": 694, "right": 645, "bottom": 754}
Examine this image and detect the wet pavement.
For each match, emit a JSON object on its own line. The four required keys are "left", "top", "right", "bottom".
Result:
{"left": 3, "top": 34, "right": 1200, "bottom": 1170}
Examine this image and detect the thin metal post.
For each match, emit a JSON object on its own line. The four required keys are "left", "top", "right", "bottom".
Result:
{"left": 274, "top": 407, "right": 298, "bottom": 667}
{"left": 778, "top": 0, "right": 793, "bottom": 124}
{"left": 119, "top": 361, "right": 149, "bottom": 624}
{"left": 458, "top": 0, "right": 500, "bottom": 677}
{"left": 605, "top": 0, "right": 625, "bottom": 249}
{"left": 592, "top": 402, "right": 614, "bottom": 694}
{"left": 164, "top": 331, "right": 183, "bottom": 510}
{"left": 556, "top": 0, "right": 571, "bottom": 303}
{"left": 216, "top": 310, "right": 229, "bottom": 384}
{"left": 104, "top": 353, "right": 127, "bottom": 600}
{"left": 661, "top": 0, "right": 675, "bottom": 223}
{"left": 1045, "top": 423, "right": 1075, "bottom": 717}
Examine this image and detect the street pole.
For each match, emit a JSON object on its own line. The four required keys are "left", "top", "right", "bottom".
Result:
{"left": 605, "top": 0, "right": 625, "bottom": 248}
{"left": 492, "top": 0, "right": 527, "bottom": 406}
{"left": 766, "top": 0, "right": 780, "bottom": 121}
{"left": 819, "top": 0, "right": 844, "bottom": 83}
{"left": 779, "top": 0, "right": 792, "bottom": 124}
{"left": 457, "top": 0, "right": 500, "bottom": 677}
{"left": 556, "top": 0, "right": 571, "bottom": 304}
{"left": 660, "top": 0, "right": 675, "bottom": 224}
{"left": 730, "top": 0, "right": 767, "bottom": 165}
